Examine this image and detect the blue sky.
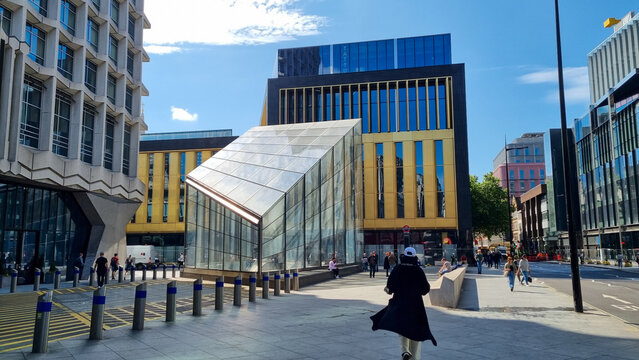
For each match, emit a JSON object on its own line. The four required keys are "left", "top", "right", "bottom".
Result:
{"left": 141, "top": 0, "right": 636, "bottom": 176}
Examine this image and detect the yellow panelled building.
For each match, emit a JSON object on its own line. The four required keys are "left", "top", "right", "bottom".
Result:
{"left": 126, "top": 131, "right": 237, "bottom": 262}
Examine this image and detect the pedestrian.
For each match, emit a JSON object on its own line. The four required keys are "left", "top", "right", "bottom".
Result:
{"left": 384, "top": 252, "right": 391, "bottom": 277}
{"left": 329, "top": 257, "right": 340, "bottom": 278}
{"left": 437, "top": 258, "right": 452, "bottom": 277}
{"left": 73, "top": 252, "right": 84, "bottom": 280}
{"left": 373, "top": 251, "right": 379, "bottom": 272}
{"left": 110, "top": 253, "right": 119, "bottom": 280}
{"left": 362, "top": 252, "right": 368, "bottom": 271}
{"left": 486, "top": 251, "right": 493, "bottom": 269}
{"left": 493, "top": 251, "right": 501, "bottom": 269}
{"left": 368, "top": 252, "right": 378, "bottom": 278}
{"left": 125, "top": 255, "right": 133, "bottom": 275}
{"left": 475, "top": 251, "right": 483, "bottom": 274}
{"left": 94, "top": 252, "right": 108, "bottom": 287}
{"left": 504, "top": 257, "right": 516, "bottom": 292}
{"left": 635, "top": 253, "right": 639, "bottom": 267}
{"left": 178, "top": 252, "right": 185, "bottom": 270}
{"left": 513, "top": 256, "right": 521, "bottom": 284}
{"left": 389, "top": 252, "right": 397, "bottom": 273}
{"left": 371, "top": 247, "right": 437, "bottom": 360}
{"left": 616, "top": 252, "right": 624, "bottom": 268}
{"left": 518, "top": 256, "right": 531, "bottom": 286}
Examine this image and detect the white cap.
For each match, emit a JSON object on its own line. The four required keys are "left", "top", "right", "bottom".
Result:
{"left": 403, "top": 247, "right": 417, "bottom": 257}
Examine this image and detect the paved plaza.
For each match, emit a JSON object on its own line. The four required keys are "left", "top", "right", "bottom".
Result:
{"left": 2, "top": 266, "right": 639, "bottom": 359}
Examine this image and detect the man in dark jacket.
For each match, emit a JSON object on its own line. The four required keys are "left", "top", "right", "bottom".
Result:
{"left": 368, "top": 252, "right": 378, "bottom": 278}
{"left": 371, "top": 247, "right": 436, "bottom": 360}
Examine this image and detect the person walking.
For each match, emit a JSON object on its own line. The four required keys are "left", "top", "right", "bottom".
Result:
{"left": 486, "top": 251, "right": 493, "bottom": 269}
{"left": 124, "top": 255, "right": 133, "bottom": 276}
{"left": 493, "top": 251, "right": 501, "bottom": 269}
{"left": 475, "top": 251, "right": 483, "bottom": 274}
{"left": 368, "top": 252, "right": 378, "bottom": 278}
{"left": 373, "top": 251, "right": 379, "bottom": 272}
{"left": 73, "top": 252, "right": 84, "bottom": 280}
{"left": 178, "top": 252, "right": 185, "bottom": 271}
{"left": 362, "top": 252, "right": 368, "bottom": 271}
{"left": 371, "top": 247, "right": 437, "bottom": 360}
{"left": 94, "top": 252, "right": 108, "bottom": 287}
{"left": 504, "top": 257, "right": 516, "bottom": 292}
{"left": 384, "top": 252, "right": 391, "bottom": 277}
{"left": 617, "top": 252, "right": 624, "bottom": 268}
{"left": 110, "top": 253, "right": 119, "bottom": 280}
{"left": 329, "top": 257, "right": 340, "bottom": 278}
{"left": 389, "top": 252, "right": 398, "bottom": 273}
{"left": 518, "top": 256, "right": 531, "bottom": 286}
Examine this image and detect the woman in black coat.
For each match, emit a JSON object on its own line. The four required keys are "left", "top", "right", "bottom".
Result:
{"left": 371, "top": 247, "right": 436, "bottom": 360}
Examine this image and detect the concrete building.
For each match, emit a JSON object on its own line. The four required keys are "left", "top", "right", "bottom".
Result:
{"left": 126, "top": 130, "right": 237, "bottom": 262}
{"left": 265, "top": 35, "right": 472, "bottom": 263}
{"left": 0, "top": 0, "right": 149, "bottom": 282}
{"left": 576, "top": 11, "right": 639, "bottom": 261}
{"left": 493, "top": 132, "right": 546, "bottom": 198}
{"left": 517, "top": 184, "right": 547, "bottom": 255}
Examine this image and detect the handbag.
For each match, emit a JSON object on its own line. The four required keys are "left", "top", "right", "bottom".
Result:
{"left": 527, "top": 276, "right": 532, "bottom": 283}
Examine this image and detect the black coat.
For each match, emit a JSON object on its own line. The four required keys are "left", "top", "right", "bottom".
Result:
{"left": 370, "top": 263, "right": 437, "bottom": 345}
{"left": 368, "top": 255, "right": 377, "bottom": 267}
{"left": 383, "top": 256, "right": 390, "bottom": 269}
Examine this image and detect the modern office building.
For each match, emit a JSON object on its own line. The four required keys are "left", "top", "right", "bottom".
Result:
{"left": 265, "top": 34, "right": 472, "bottom": 261}
{"left": 493, "top": 133, "right": 546, "bottom": 198}
{"left": 517, "top": 184, "right": 547, "bottom": 255}
{"left": 575, "top": 11, "right": 639, "bottom": 261}
{"left": 184, "top": 120, "right": 362, "bottom": 276}
{"left": 0, "top": 0, "right": 149, "bottom": 282}
{"left": 126, "top": 130, "right": 236, "bottom": 262}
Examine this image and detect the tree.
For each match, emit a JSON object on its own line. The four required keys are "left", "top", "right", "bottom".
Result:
{"left": 470, "top": 173, "right": 510, "bottom": 241}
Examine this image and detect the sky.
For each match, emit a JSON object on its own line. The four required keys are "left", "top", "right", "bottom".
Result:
{"left": 141, "top": 0, "right": 638, "bottom": 177}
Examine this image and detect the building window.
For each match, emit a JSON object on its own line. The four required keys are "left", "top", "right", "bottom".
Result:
{"left": 435, "top": 140, "right": 445, "bottom": 217}
{"left": 127, "top": 49, "right": 134, "bottom": 76}
{"left": 20, "top": 77, "right": 43, "bottom": 148}
{"left": 535, "top": 147, "right": 540, "bottom": 155}
{"left": 125, "top": 86, "right": 133, "bottom": 114}
{"left": 530, "top": 170, "right": 535, "bottom": 179}
{"left": 179, "top": 152, "right": 185, "bottom": 222}
{"left": 128, "top": 13, "right": 135, "bottom": 40}
{"left": 57, "top": 43, "right": 74, "bottom": 80}
{"left": 510, "top": 181, "right": 515, "bottom": 192}
{"left": 60, "top": 0, "right": 76, "bottom": 35}
{"left": 87, "top": 19, "right": 99, "bottom": 51}
{"left": 123, "top": 124, "right": 131, "bottom": 175}
{"left": 91, "top": 0, "right": 100, "bottom": 10}
{"left": 104, "top": 116, "right": 115, "bottom": 170}
{"left": 525, "top": 148, "right": 530, "bottom": 156}
{"left": 110, "top": 0, "right": 119, "bottom": 25}
{"left": 519, "top": 169, "right": 524, "bottom": 179}
{"left": 25, "top": 23, "right": 45, "bottom": 65}
{"left": 163, "top": 153, "right": 169, "bottom": 222}
{"left": 520, "top": 181, "right": 525, "bottom": 191}
{"left": 395, "top": 142, "right": 404, "bottom": 218}
{"left": 53, "top": 92, "right": 72, "bottom": 157}
{"left": 196, "top": 151, "right": 202, "bottom": 166}
{"left": 540, "top": 169, "right": 545, "bottom": 179}
{"left": 376, "top": 143, "right": 384, "bottom": 218}
{"left": 109, "top": 35, "right": 118, "bottom": 64}
{"left": 107, "top": 74, "right": 116, "bottom": 104}
{"left": 531, "top": 180, "right": 535, "bottom": 188}
{"left": 28, "top": 0, "right": 47, "bottom": 17}
{"left": 1, "top": 6, "right": 12, "bottom": 35}
{"left": 438, "top": 83, "right": 447, "bottom": 129}
{"left": 509, "top": 170, "right": 514, "bottom": 179}
{"left": 147, "top": 153, "right": 154, "bottom": 222}
{"left": 415, "top": 141, "right": 424, "bottom": 217}
{"left": 515, "top": 149, "right": 520, "bottom": 156}
{"left": 81, "top": 105, "right": 95, "bottom": 164}
{"left": 85, "top": 59, "right": 97, "bottom": 93}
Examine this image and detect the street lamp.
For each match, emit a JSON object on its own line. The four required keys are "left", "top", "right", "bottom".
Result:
{"left": 554, "top": 0, "right": 583, "bottom": 313}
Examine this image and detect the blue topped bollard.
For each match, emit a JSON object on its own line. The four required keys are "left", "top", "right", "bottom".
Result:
{"left": 32, "top": 291, "right": 53, "bottom": 353}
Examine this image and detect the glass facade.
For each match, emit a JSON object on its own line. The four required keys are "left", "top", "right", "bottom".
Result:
{"left": 104, "top": 116, "right": 115, "bottom": 170}
{"left": 415, "top": 141, "right": 424, "bottom": 217}
{"left": 1, "top": 6, "right": 11, "bottom": 36}
{"left": 110, "top": 0, "right": 119, "bottom": 25}
{"left": 376, "top": 143, "right": 384, "bottom": 218}
{"left": 20, "top": 76, "right": 43, "bottom": 149}
{"left": 435, "top": 140, "right": 445, "bottom": 217}
{"left": 123, "top": 124, "right": 131, "bottom": 176}
{"left": 60, "top": 0, "right": 76, "bottom": 35}
{"left": 186, "top": 120, "right": 363, "bottom": 272}
{"left": 81, "top": 105, "right": 95, "bottom": 164}
{"left": 28, "top": 0, "right": 47, "bottom": 17}
{"left": 107, "top": 75, "right": 116, "bottom": 104}
{"left": 57, "top": 43, "right": 74, "bottom": 80}
{"left": 87, "top": 19, "right": 99, "bottom": 51}
{"left": 147, "top": 153, "right": 153, "bottom": 222}
{"left": 53, "top": 92, "right": 72, "bottom": 157}
{"left": 395, "top": 142, "right": 404, "bottom": 218}
{"left": 109, "top": 35, "right": 118, "bottom": 65}
{"left": 26, "top": 22, "right": 45, "bottom": 65}
{"left": 85, "top": 59, "right": 97, "bottom": 92}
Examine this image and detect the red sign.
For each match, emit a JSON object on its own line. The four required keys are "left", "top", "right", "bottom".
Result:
{"left": 402, "top": 225, "right": 410, "bottom": 233}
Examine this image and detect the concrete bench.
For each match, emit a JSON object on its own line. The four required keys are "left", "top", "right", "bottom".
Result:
{"left": 427, "top": 266, "right": 466, "bottom": 308}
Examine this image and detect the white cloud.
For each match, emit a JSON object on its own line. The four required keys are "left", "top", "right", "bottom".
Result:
{"left": 144, "top": 0, "right": 325, "bottom": 50}
{"left": 171, "top": 106, "right": 198, "bottom": 122}
{"left": 518, "top": 66, "right": 589, "bottom": 104}
{"left": 145, "top": 45, "right": 182, "bottom": 55}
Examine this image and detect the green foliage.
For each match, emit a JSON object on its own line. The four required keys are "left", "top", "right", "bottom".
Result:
{"left": 470, "top": 173, "right": 510, "bottom": 240}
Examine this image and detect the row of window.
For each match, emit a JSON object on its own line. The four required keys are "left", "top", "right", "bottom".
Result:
{"left": 374, "top": 141, "right": 445, "bottom": 219}
{"left": 509, "top": 180, "right": 544, "bottom": 193}
{"left": 19, "top": 76, "right": 132, "bottom": 174}
{"left": 509, "top": 169, "right": 545, "bottom": 180}
{"left": 279, "top": 78, "right": 451, "bottom": 133}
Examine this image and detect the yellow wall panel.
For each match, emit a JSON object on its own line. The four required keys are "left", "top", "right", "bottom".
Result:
{"left": 444, "top": 164, "right": 456, "bottom": 193}
{"left": 185, "top": 152, "right": 197, "bottom": 174}
{"left": 365, "top": 193, "right": 377, "bottom": 219}
{"left": 445, "top": 192, "right": 457, "bottom": 218}
{"left": 202, "top": 151, "right": 213, "bottom": 162}
{"left": 443, "top": 138, "right": 455, "bottom": 165}
{"left": 151, "top": 152, "right": 164, "bottom": 223}
{"left": 168, "top": 152, "right": 181, "bottom": 223}
{"left": 423, "top": 139, "right": 434, "bottom": 166}
{"left": 137, "top": 153, "right": 149, "bottom": 223}
{"left": 363, "top": 143, "right": 375, "bottom": 169}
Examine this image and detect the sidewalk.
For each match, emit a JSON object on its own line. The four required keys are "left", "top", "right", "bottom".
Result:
{"left": 547, "top": 260, "right": 639, "bottom": 273}
{"left": 3, "top": 268, "right": 639, "bottom": 359}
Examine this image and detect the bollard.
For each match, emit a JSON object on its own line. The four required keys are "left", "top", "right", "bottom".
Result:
{"left": 293, "top": 269, "right": 299, "bottom": 291}
{"left": 54, "top": 270, "right": 61, "bottom": 289}
{"left": 130, "top": 268, "right": 136, "bottom": 282}
{"left": 34, "top": 268, "right": 41, "bottom": 291}
{"left": 215, "top": 276, "right": 224, "bottom": 311}
{"left": 262, "top": 272, "right": 269, "bottom": 299}
{"left": 193, "top": 277, "right": 203, "bottom": 316}
{"left": 284, "top": 270, "right": 291, "bottom": 294}
{"left": 152, "top": 265, "right": 157, "bottom": 280}
{"left": 32, "top": 291, "right": 53, "bottom": 353}
{"left": 166, "top": 281, "right": 177, "bottom": 322}
{"left": 233, "top": 275, "right": 242, "bottom": 307}
{"left": 10, "top": 269, "right": 18, "bottom": 293}
{"left": 172, "top": 264, "right": 176, "bottom": 278}
{"left": 274, "top": 272, "right": 281, "bottom": 296}
{"left": 132, "top": 283, "right": 147, "bottom": 330}
{"left": 118, "top": 266, "right": 123, "bottom": 283}
{"left": 89, "top": 268, "right": 95, "bottom": 287}
{"left": 249, "top": 273, "right": 256, "bottom": 302}
{"left": 142, "top": 267, "right": 147, "bottom": 281}
{"left": 89, "top": 286, "right": 106, "bottom": 340}
{"left": 73, "top": 267, "right": 79, "bottom": 287}
{"left": 163, "top": 265, "right": 167, "bottom": 279}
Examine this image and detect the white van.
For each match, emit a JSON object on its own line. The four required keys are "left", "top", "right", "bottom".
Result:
{"left": 126, "top": 245, "right": 157, "bottom": 268}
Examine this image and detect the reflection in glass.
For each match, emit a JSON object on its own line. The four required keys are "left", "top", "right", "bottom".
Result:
{"left": 415, "top": 141, "right": 424, "bottom": 217}
{"left": 396, "top": 142, "right": 404, "bottom": 218}
{"left": 376, "top": 143, "right": 384, "bottom": 218}
{"left": 435, "top": 140, "right": 445, "bottom": 217}
{"left": 408, "top": 82, "right": 417, "bottom": 131}
{"left": 399, "top": 83, "right": 407, "bottom": 132}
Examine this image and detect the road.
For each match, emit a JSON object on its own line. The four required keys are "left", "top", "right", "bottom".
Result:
{"left": 531, "top": 262, "right": 639, "bottom": 327}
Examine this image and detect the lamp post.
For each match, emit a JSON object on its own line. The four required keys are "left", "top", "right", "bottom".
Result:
{"left": 554, "top": 0, "right": 583, "bottom": 313}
